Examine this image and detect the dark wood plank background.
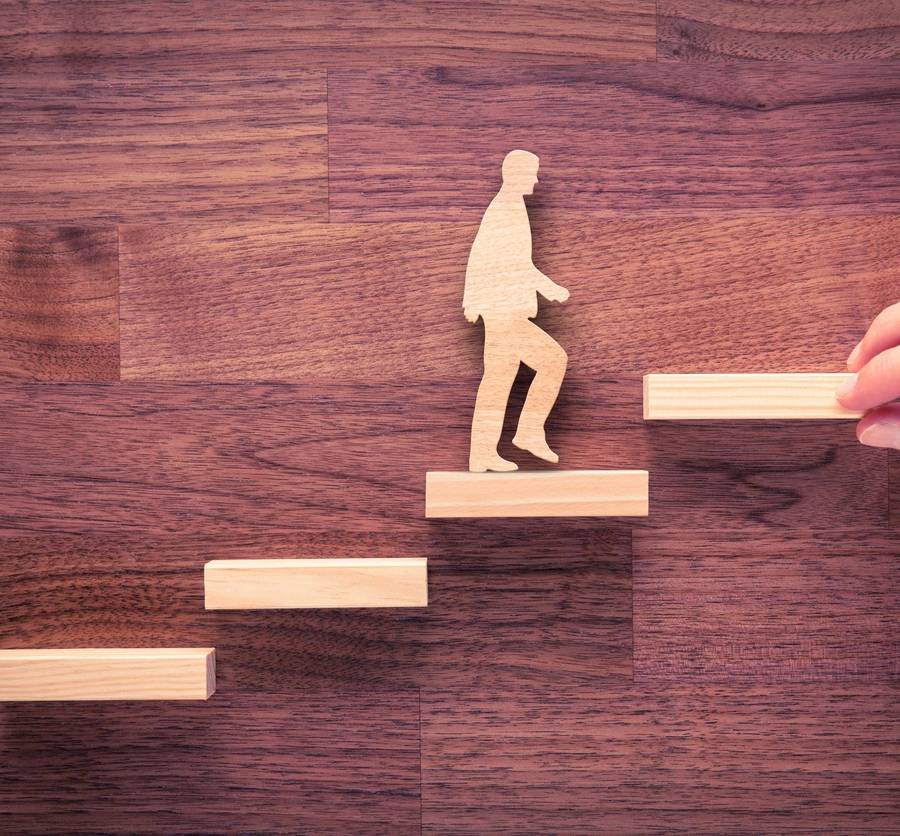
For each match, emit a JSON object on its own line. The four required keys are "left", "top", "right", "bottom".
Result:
{"left": 1, "top": 2, "right": 898, "bottom": 833}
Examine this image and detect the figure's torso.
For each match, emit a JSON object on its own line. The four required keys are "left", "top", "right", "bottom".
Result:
{"left": 464, "top": 194, "right": 538, "bottom": 321}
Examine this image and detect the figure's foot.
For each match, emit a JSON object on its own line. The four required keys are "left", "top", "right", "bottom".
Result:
{"left": 469, "top": 453, "right": 519, "bottom": 473}
{"left": 512, "top": 432, "right": 559, "bottom": 464}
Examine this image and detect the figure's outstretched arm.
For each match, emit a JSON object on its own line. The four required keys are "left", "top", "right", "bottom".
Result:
{"left": 533, "top": 267, "right": 569, "bottom": 303}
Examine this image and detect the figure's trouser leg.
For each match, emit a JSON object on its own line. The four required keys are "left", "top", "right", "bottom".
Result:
{"left": 512, "top": 319, "right": 568, "bottom": 439}
{"left": 470, "top": 324, "right": 520, "bottom": 463}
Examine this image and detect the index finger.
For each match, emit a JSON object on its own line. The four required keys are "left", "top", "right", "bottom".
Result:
{"left": 847, "top": 301, "right": 900, "bottom": 372}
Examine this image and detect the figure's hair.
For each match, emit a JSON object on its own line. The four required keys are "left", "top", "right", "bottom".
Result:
{"left": 502, "top": 149, "right": 539, "bottom": 181}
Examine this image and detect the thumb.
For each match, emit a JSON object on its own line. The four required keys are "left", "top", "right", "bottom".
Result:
{"left": 856, "top": 402, "right": 900, "bottom": 450}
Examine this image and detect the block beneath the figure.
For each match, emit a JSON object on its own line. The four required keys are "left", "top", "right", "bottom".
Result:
{"left": 643, "top": 373, "right": 863, "bottom": 420}
{"left": 204, "top": 558, "right": 428, "bottom": 610}
{"left": 425, "top": 470, "right": 649, "bottom": 518}
{"left": 0, "top": 648, "right": 216, "bottom": 701}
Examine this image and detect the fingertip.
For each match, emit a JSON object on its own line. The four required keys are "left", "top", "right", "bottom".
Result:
{"left": 856, "top": 403, "right": 900, "bottom": 449}
{"left": 858, "top": 420, "right": 900, "bottom": 450}
{"left": 844, "top": 344, "right": 900, "bottom": 412}
{"left": 846, "top": 339, "right": 863, "bottom": 372}
{"left": 835, "top": 372, "right": 859, "bottom": 409}
{"left": 849, "top": 301, "right": 900, "bottom": 370}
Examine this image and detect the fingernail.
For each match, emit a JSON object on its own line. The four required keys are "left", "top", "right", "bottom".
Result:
{"left": 847, "top": 340, "right": 863, "bottom": 368}
{"left": 859, "top": 421, "right": 900, "bottom": 450}
{"left": 836, "top": 373, "right": 857, "bottom": 403}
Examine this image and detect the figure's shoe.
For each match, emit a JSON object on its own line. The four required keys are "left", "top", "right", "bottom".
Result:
{"left": 512, "top": 432, "right": 559, "bottom": 464}
{"left": 469, "top": 453, "right": 519, "bottom": 473}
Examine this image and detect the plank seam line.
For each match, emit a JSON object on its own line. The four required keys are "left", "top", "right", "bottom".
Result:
{"left": 116, "top": 224, "right": 122, "bottom": 381}
{"left": 418, "top": 686, "right": 424, "bottom": 834}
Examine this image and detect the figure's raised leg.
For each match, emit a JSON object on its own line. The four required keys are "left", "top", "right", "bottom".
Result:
{"left": 511, "top": 319, "right": 568, "bottom": 464}
{"left": 469, "top": 324, "right": 520, "bottom": 472}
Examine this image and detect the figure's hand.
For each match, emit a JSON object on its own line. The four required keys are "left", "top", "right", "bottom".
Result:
{"left": 464, "top": 307, "right": 479, "bottom": 324}
{"left": 837, "top": 301, "right": 900, "bottom": 449}
{"left": 545, "top": 283, "right": 570, "bottom": 304}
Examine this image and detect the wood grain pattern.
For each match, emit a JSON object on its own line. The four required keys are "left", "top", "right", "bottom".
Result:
{"left": 659, "top": 0, "right": 900, "bottom": 61}
{"left": 3, "top": 6, "right": 899, "bottom": 829}
{"left": 0, "top": 1, "right": 656, "bottom": 66}
{"left": 642, "top": 419, "right": 888, "bottom": 530}
{"left": 421, "top": 685, "right": 900, "bottom": 834}
{"left": 119, "top": 216, "right": 894, "bottom": 380}
{"left": 891, "top": 452, "right": 900, "bottom": 527}
{"left": 643, "top": 373, "right": 862, "bottom": 419}
{"left": 633, "top": 529, "right": 900, "bottom": 681}
{"left": 0, "top": 691, "right": 420, "bottom": 834}
{"left": 425, "top": 470, "right": 649, "bottom": 517}
{"left": 0, "top": 226, "right": 118, "bottom": 380}
{"left": 118, "top": 221, "right": 475, "bottom": 381}
{"left": 0, "top": 66, "right": 326, "bottom": 223}
{"left": 329, "top": 64, "right": 900, "bottom": 221}
{"left": 0, "top": 530, "right": 631, "bottom": 688}
{"left": 0, "top": 648, "right": 215, "bottom": 701}
{"left": 0, "top": 381, "right": 884, "bottom": 534}
{"left": 204, "top": 558, "right": 428, "bottom": 610}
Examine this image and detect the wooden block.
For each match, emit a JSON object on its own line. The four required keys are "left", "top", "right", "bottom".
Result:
{"left": 643, "top": 373, "right": 864, "bottom": 420}
{"left": 425, "top": 471, "right": 649, "bottom": 518}
{"left": 204, "top": 558, "right": 428, "bottom": 610}
{"left": 0, "top": 648, "right": 215, "bottom": 701}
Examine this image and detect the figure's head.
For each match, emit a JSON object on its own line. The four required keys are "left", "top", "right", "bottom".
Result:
{"left": 501, "top": 149, "right": 540, "bottom": 195}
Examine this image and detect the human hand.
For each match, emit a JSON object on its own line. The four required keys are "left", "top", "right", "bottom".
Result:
{"left": 837, "top": 301, "right": 900, "bottom": 449}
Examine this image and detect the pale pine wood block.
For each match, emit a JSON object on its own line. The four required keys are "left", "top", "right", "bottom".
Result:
{"left": 204, "top": 558, "right": 428, "bottom": 610}
{"left": 0, "top": 648, "right": 215, "bottom": 701}
{"left": 643, "top": 373, "right": 863, "bottom": 420}
{"left": 425, "top": 471, "right": 649, "bottom": 518}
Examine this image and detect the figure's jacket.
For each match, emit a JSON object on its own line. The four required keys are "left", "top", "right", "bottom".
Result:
{"left": 463, "top": 193, "right": 540, "bottom": 322}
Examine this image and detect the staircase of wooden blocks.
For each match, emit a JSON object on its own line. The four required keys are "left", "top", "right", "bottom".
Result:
{"left": 3, "top": 372, "right": 864, "bottom": 701}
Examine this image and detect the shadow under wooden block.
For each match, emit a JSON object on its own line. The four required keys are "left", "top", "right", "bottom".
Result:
{"left": 426, "top": 471, "right": 649, "bottom": 518}
{"left": 0, "top": 530, "right": 631, "bottom": 688}
{"left": 643, "top": 373, "right": 861, "bottom": 420}
{"left": 0, "top": 648, "right": 215, "bottom": 701}
{"left": 0, "top": 691, "right": 420, "bottom": 833}
{"left": 204, "top": 558, "right": 428, "bottom": 610}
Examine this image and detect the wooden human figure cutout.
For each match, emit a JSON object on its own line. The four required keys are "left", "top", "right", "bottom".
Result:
{"left": 464, "top": 150, "right": 569, "bottom": 473}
